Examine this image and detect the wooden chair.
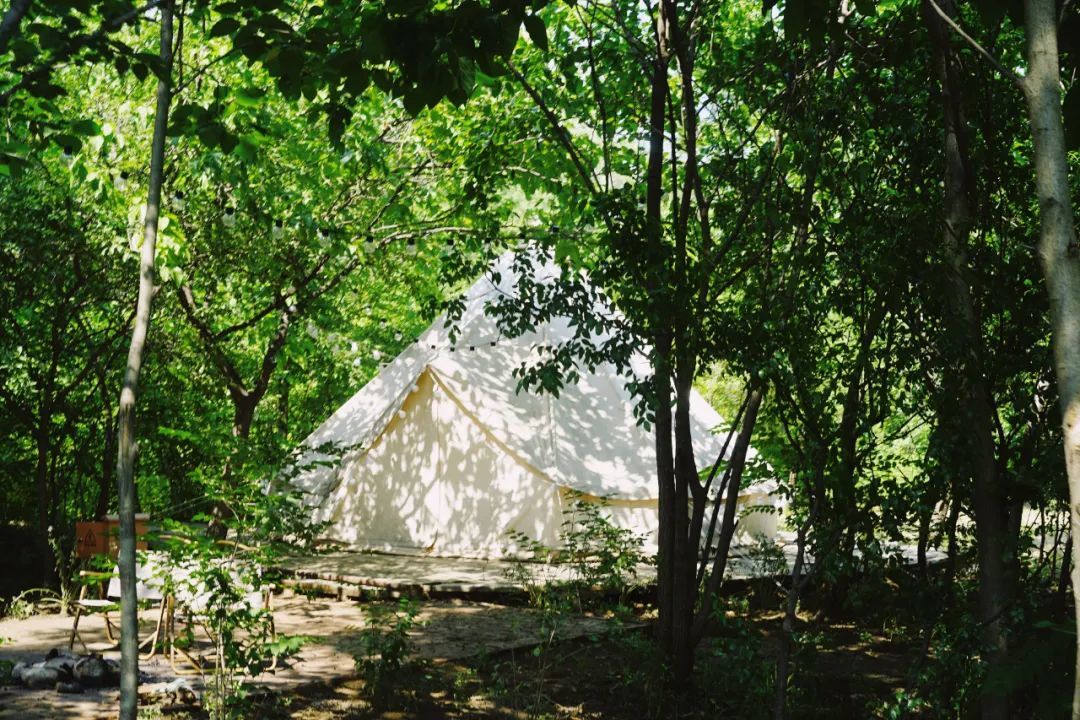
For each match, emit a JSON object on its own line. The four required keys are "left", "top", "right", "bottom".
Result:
{"left": 68, "top": 561, "right": 168, "bottom": 657}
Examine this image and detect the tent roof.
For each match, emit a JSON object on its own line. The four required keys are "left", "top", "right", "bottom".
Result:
{"left": 291, "top": 250, "right": 766, "bottom": 504}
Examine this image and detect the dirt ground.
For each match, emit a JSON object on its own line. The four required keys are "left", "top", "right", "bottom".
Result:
{"left": 0, "top": 591, "right": 630, "bottom": 719}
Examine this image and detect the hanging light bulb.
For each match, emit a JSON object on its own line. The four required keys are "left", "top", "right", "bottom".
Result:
{"left": 171, "top": 191, "right": 185, "bottom": 211}
{"left": 222, "top": 207, "right": 236, "bottom": 227}
{"left": 317, "top": 227, "right": 330, "bottom": 248}
{"left": 549, "top": 224, "right": 560, "bottom": 237}
{"left": 363, "top": 234, "right": 376, "bottom": 253}
{"left": 114, "top": 171, "right": 129, "bottom": 191}
{"left": 406, "top": 237, "right": 418, "bottom": 256}
{"left": 444, "top": 237, "right": 455, "bottom": 252}
{"left": 61, "top": 146, "right": 74, "bottom": 167}
{"left": 353, "top": 357, "right": 362, "bottom": 367}
{"left": 350, "top": 341, "right": 359, "bottom": 353}
{"left": 272, "top": 219, "right": 284, "bottom": 240}
{"left": 372, "top": 349, "right": 383, "bottom": 361}
{"left": 393, "top": 331, "right": 403, "bottom": 342}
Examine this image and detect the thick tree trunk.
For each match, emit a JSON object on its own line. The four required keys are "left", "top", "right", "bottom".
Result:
{"left": 924, "top": 3, "right": 1011, "bottom": 716}
{"left": 1020, "top": 0, "right": 1080, "bottom": 714}
{"left": 115, "top": 4, "right": 172, "bottom": 718}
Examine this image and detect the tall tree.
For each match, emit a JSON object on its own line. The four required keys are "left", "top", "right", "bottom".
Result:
{"left": 115, "top": 1, "right": 173, "bottom": 714}
{"left": 1019, "top": 0, "right": 1080, "bottom": 712}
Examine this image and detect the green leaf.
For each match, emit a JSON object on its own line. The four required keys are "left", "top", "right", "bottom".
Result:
{"left": 210, "top": 17, "right": 241, "bottom": 38}
{"left": 70, "top": 119, "right": 101, "bottom": 137}
{"left": 234, "top": 86, "right": 266, "bottom": 107}
{"left": 523, "top": 14, "right": 548, "bottom": 51}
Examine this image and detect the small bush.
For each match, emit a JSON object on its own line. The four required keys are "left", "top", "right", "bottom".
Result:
{"left": 505, "top": 491, "right": 647, "bottom": 611}
{"left": 353, "top": 598, "right": 427, "bottom": 702}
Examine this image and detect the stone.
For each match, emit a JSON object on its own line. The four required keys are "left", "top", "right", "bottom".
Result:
{"left": 11, "top": 661, "right": 26, "bottom": 683}
{"left": 74, "top": 654, "right": 116, "bottom": 688}
{"left": 21, "top": 665, "right": 63, "bottom": 690}
{"left": 55, "top": 681, "right": 83, "bottom": 694}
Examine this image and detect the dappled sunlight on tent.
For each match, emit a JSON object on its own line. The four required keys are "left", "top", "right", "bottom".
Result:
{"left": 287, "top": 250, "right": 783, "bottom": 557}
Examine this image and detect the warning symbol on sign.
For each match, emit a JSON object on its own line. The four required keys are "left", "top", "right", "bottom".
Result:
{"left": 75, "top": 521, "right": 106, "bottom": 558}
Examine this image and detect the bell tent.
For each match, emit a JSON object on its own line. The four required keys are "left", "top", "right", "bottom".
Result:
{"left": 289, "top": 251, "right": 780, "bottom": 558}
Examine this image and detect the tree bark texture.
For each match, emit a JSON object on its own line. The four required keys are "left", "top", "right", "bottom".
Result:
{"left": 115, "top": 4, "right": 172, "bottom": 717}
{"left": 1020, "top": 0, "right": 1080, "bottom": 714}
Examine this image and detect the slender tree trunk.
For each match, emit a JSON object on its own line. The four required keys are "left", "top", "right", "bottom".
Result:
{"left": 924, "top": 3, "right": 1012, "bottom": 716}
{"left": 653, "top": 350, "right": 677, "bottom": 656}
{"left": 115, "top": 4, "right": 172, "bottom": 717}
{"left": 693, "top": 385, "right": 765, "bottom": 638}
{"left": 774, "top": 497, "right": 814, "bottom": 720}
{"left": 34, "top": 424, "right": 52, "bottom": 585}
{"left": 671, "top": 366, "right": 698, "bottom": 680}
{"left": 97, "top": 414, "right": 116, "bottom": 519}
{"left": 205, "top": 395, "right": 257, "bottom": 539}
{"left": 917, "top": 498, "right": 932, "bottom": 581}
{"left": 646, "top": 0, "right": 675, "bottom": 663}
{"left": 943, "top": 476, "right": 962, "bottom": 591}
{"left": 1059, "top": 535, "right": 1073, "bottom": 599}
{"left": 1020, "top": 0, "right": 1080, "bottom": 713}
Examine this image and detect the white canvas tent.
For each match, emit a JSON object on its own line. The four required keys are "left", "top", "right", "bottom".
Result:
{"left": 289, "top": 250, "right": 780, "bottom": 558}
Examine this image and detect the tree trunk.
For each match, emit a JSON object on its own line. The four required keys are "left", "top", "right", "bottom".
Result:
{"left": 96, "top": 413, "right": 115, "bottom": 519}
{"left": 774, "top": 496, "right": 814, "bottom": 720}
{"left": 924, "top": 3, "right": 1011, "bottom": 715}
{"left": 1059, "top": 535, "right": 1073, "bottom": 602}
{"left": 646, "top": 0, "right": 675, "bottom": 664}
{"left": 1020, "top": 0, "right": 1080, "bottom": 714}
{"left": 115, "top": 4, "right": 173, "bottom": 718}
{"left": 205, "top": 394, "right": 257, "bottom": 539}
{"left": 653, "top": 349, "right": 677, "bottom": 658}
{"left": 693, "top": 385, "right": 765, "bottom": 638}
{"left": 34, "top": 424, "right": 52, "bottom": 585}
{"left": 671, "top": 365, "right": 698, "bottom": 681}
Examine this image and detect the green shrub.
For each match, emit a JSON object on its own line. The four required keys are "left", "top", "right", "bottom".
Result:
{"left": 353, "top": 598, "right": 427, "bottom": 702}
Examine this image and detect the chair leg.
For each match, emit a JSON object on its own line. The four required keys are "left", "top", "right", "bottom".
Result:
{"left": 140, "top": 599, "right": 167, "bottom": 659}
{"left": 68, "top": 606, "right": 83, "bottom": 651}
{"left": 103, "top": 611, "right": 116, "bottom": 643}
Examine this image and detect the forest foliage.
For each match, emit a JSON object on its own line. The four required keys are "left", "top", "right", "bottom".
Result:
{"left": 1, "top": 0, "right": 1079, "bottom": 717}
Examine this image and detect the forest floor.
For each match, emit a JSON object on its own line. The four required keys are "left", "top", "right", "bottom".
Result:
{"left": 259, "top": 618, "right": 916, "bottom": 720}
{"left": 0, "top": 592, "right": 638, "bottom": 719}
{"left": 0, "top": 593, "right": 918, "bottom": 719}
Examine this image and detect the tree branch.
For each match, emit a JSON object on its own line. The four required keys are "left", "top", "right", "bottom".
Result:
{"left": 926, "top": 0, "right": 1028, "bottom": 94}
